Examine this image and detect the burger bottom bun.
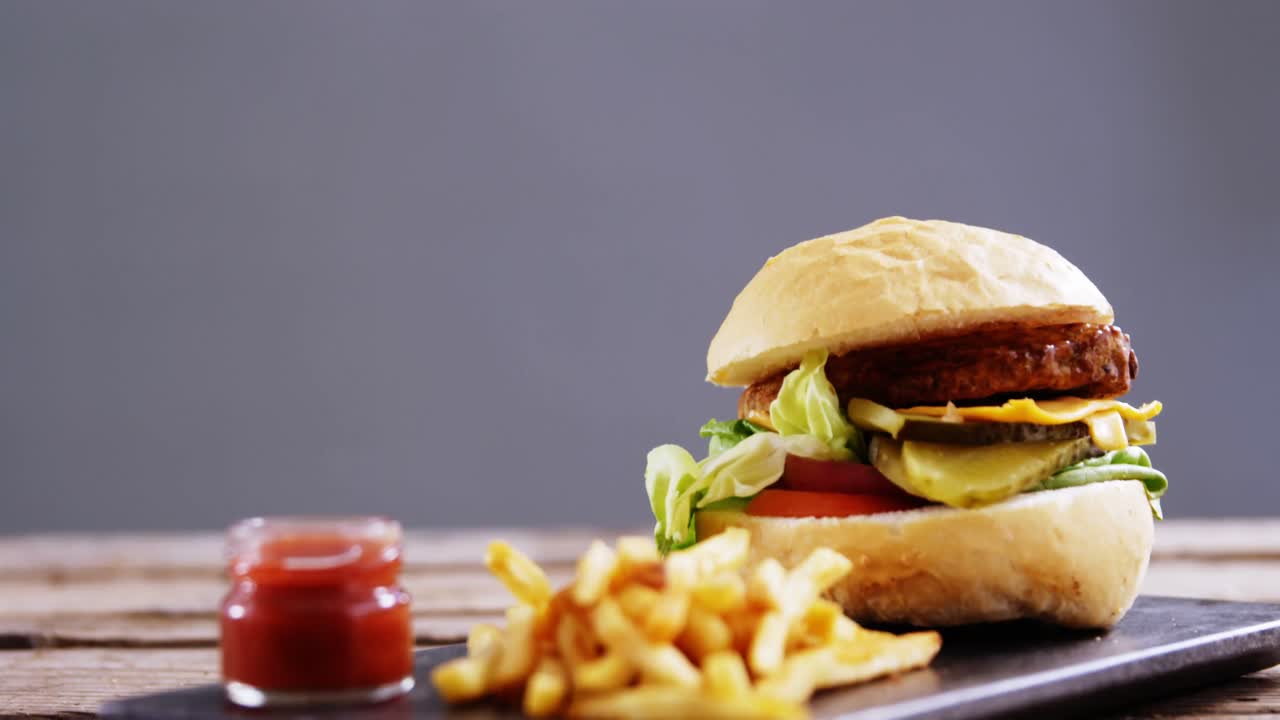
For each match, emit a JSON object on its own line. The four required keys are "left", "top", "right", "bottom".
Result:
{"left": 695, "top": 480, "right": 1153, "bottom": 629}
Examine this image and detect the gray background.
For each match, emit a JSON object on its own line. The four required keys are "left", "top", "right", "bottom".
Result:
{"left": 3, "top": 1, "right": 1278, "bottom": 532}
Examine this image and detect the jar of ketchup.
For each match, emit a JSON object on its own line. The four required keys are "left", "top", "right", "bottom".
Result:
{"left": 219, "top": 517, "right": 414, "bottom": 708}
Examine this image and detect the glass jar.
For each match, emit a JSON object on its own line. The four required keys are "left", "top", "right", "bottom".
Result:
{"left": 219, "top": 516, "right": 414, "bottom": 707}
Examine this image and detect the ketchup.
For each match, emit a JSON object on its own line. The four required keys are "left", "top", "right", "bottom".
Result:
{"left": 219, "top": 517, "right": 414, "bottom": 707}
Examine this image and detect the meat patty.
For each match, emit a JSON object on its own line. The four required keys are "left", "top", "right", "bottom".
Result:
{"left": 739, "top": 323, "right": 1138, "bottom": 417}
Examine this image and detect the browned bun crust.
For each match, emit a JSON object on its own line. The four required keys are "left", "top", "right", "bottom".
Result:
{"left": 695, "top": 481, "right": 1153, "bottom": 628}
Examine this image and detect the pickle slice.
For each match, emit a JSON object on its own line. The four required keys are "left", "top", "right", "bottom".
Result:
{"left": 896, "top": 417, "right": 1090, "bottom": 445}
{"left": 870, "top": 436, "right": 1095, "bottom": 508}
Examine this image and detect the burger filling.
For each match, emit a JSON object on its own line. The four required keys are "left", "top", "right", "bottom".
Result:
{"left": 645, "top": 324, "right": 1168, "bottom": 554}
{"left": 738, "top": 323, "right": 1136, "bottom": 415}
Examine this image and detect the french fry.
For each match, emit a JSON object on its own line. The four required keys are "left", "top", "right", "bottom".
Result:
{"left": 619, "top": 560, "right": 667, "bottom": 591}
{"left": 759, "top": 632, "right": 943, "bottom": 703}
{"left": 489, "top": 604, "right": 540, "bottom": 689}
{"left": 832, "top": 614, "right": 860, "bottom": 643}
{"left": 614, "top": 536, "right": 665, "bottom": 595}
{"left": 751, "top": 547, "right": 856, "bottom": 674}
{"left": 665, "top": 527, "right": 750, "bottom": 590}
{"left": 748, "top": 609, "right": 790, "bottom": 675}
{"left": 573, "top": 540, "right": 619, "bottom": 606}
{"left": 568, "top": 686, "right": 805, "bottom": 720}
{"left": 819, "top": 631, "right": 942, "bottom": 691}
{"left": 791, "top": 599, "right": 845, "bottom": 649}
{"left": 691, "top": 572, "right": 747, "bottom": 614}
{"left": 591, "top": 597, "right": 701, "bottom": 688}
{"left": 747, "top": 558, "right": 787, "bottom": 609}
{"left": 573, "top": 650, "right": 634, "bottom": 693}
{"left": 755, "top": 645, "right": 833, "bottom": 704}
{"left": 616, "top": 583, "right": 661, "bottom": 623}
{"left": 677, "top": 604, "right": 732, "bottom": 661}
{"left": 534, "top": 587, "right": 574, "bottom": 640}
{"left": 616, "top": 534, "right": 661, "bottom": 568}
{"left": 434, "top": 530, "right": 940, "bottom": 719}
{"left": 485, "top": 540, "right": 552, "bottom": 609}
{"left": 431, "top": 655, "right": 490, "bottom": 703}
{"left": 724, "top": 606, "right": 765, "bottom": 655}
{"left": 466, "top": 623, "right": 501, "bottom": 657}
{"left": 523, "top": 656, "right": 569, "bottom": 718}
{"left": 780, "top": 548, "right": 853, "bottom": 616}
{"left": 555, "top": 611, "right": 597, "bottom": 670}
{"left": 701, "top": 650, "right": 752, "bottom": 699}
{"left": 639, "top": 645, "right": 704, "bottom": 687}
{"left": 643, "top": 590, "right": 690, "bottom": 643}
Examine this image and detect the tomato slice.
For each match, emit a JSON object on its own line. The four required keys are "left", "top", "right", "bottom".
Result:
{"left": 746, "top": 489, "right": 926, "bottom": 518}
{"left": 779, "top": 455, "right": 908, "bottom": 497}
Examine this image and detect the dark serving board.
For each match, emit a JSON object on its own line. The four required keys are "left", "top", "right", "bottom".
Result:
{"left": 101, "top": 596, "right": 1280, "bottom": 720}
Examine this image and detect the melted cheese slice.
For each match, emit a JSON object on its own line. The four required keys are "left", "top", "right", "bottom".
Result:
{"left": 899, "top": 397, "right": 1162, "bottom": 452}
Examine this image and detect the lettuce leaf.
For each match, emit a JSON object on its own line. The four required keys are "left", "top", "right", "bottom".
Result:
{"left": 644, "top": 431, "right": 845, "bottom": 553}
{"left": 644, "top": 445, "right": 701, "bottom": 553}
{"left": 1032, "top": 446, "right": 1169, "bottom": 519}
{"left": 645, "top": 349, "right": 865, "bottom": 553}
{"left": 699, "top": 418, "right": 769, "bottom": 457}
{"left": 768, "top": 349, "right": 861, "bottom": 460}
{"left": 697, "top": 432, "right": 842, "bottom": 509}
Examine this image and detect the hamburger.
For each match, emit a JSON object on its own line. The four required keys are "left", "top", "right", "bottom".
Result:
{"left": 644, "top": 216, "right": 1167, "bottom": 628}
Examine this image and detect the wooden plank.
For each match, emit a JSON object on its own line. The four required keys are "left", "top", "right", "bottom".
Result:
{"left": 0, "top": 612, "right": 503, "bottom": 649}
{"left": 18, "top": 559, "right": 1255, "bottom": 622}
{"left": 0, "top": 527, "right": 626, "bottom": 579}
{"left": 4, "top": 559, "right": 1274, "bottom": 618}
{"left": 2, "top": 542, "right": 1279, "bottom": 652}
{"left": 1, "top": 558, "right": 1277, "bottom": 651}
{"left": 2, "top": 520, "right": 1277, "bottom": 581}
{"left": 1141, "top": 561, "right": 1280, "bottom": 603}
{"left": 1153, "top": 520, "right": 1280, "bottom": 561}
{"left": 0, "top": 566, "right": 572, "bottom": 648}
{"left": 0, "top": 648, "right": 219, "bottom": 718}
{"left": 0, "top": 567, "right": 574, "bottom": 616}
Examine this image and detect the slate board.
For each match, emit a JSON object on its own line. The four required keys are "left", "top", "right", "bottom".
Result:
{"left": 101, "top": 596, "right": 1280, "bottom": 720}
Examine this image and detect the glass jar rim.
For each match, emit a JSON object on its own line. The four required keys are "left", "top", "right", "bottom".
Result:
{"left": 225, "top": 516, "right": 402, "bottom": 574}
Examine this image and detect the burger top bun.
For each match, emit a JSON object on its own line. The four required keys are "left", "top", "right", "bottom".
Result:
{"left": 705, "top": 216, "right": 1115, "bottom": 387}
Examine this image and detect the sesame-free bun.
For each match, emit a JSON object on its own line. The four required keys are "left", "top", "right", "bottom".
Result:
{"left": 695, "top": 480, "right": 1153, "bottom": 628}
{"left": 706, "top": 217, "right": 1114, "bottom": 386}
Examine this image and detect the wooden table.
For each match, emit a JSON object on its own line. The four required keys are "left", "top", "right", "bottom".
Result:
{"left": 2, "top": 521, "right": 1279, "bottom": 718}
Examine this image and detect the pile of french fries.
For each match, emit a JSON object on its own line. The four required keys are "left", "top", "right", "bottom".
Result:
{"left": 431, "top": 528, "right": 941, "bottom": 719}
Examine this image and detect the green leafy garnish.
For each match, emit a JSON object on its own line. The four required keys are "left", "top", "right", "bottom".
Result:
{"left": 699, "top": 418, "right": 769, "bottom": 457}
{"left": 769, "top": 349, "right": 863, "bottom": 461}
{"left": 644, "top": 432, "right": 844, "bottom": 554}
{"left": 1032, "top": 446, "right": 1169, "bottom": 519}
{"left": 644, "top": 445, "right": 701, "bottom": 553}
{"left": 698, "top": 432, "right": 840, "bottom": 508}
{"left": 645, "top": 349, "right": 869, "bottom": 554}
{"left": 768, "top": 349, "right": 851, "bottom": 449}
